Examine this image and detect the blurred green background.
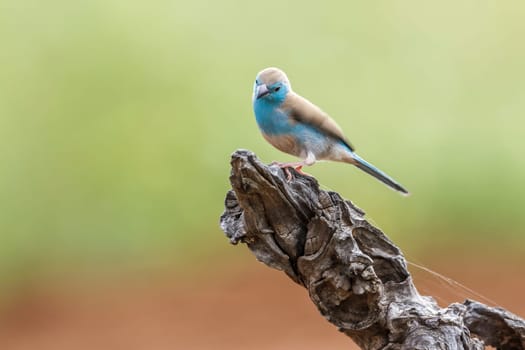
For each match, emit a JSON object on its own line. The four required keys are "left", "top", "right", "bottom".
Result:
{"left": 1, "top": 0, "right": 524, "bottom": 291}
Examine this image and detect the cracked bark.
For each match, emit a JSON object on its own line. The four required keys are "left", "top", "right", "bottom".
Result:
{"left": 219, "top": 149, "right": 525, "bottom": 350}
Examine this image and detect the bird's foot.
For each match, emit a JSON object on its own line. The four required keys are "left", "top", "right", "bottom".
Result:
{"left": 284, "top": 167, "right": 294, "bottom": 182}
{"left": 294, "top": 165, "right": 312, "bottom": 177}
{"left": 270, "top": 162, "right": 311, "bottom": 182}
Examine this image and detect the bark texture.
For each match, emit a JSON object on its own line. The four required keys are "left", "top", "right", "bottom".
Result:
{"left": 220, "top": 149, "right": 525, "bottom": 350}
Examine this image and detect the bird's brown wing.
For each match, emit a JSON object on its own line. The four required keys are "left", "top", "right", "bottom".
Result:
{"left": 283, "top": 93, "right": 355, "bottom": 152}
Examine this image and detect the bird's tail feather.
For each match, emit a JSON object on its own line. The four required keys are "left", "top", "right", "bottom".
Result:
{"left": 350, "top": 153, "right": 409, "bottom": 195}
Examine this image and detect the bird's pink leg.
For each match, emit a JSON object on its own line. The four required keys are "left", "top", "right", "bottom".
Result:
{"left": 271, "top": 161, "right": 312, "bottom": 181}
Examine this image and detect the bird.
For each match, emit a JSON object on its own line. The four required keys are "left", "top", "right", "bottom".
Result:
{"left": 252, "top": 67, "right": 409, "bottom": 195}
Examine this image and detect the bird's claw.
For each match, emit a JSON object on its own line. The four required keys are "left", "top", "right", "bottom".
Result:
{"left": 284, "top": 167, "right": 294, "bottom": 182}
{"left": 270, "top": 162, "right": 311, "bottom": 182}
{"left": 270, "top": 161, "right": 298, "bottom": 181}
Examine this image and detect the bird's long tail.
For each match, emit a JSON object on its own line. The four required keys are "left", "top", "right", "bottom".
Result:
{"left": 349, "top": 153, "right": 409, "bottom": 195}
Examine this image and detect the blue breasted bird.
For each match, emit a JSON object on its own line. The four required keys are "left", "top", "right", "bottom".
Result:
{"left": 252, "top": 67, "right": 409, "bottom": 195}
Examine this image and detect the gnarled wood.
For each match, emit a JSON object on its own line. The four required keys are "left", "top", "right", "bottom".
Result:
{"left": 220, "top": 149, "right": 525, "bottom": 350}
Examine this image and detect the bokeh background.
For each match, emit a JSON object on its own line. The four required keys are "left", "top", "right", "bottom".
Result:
{"left": 1, "top": 1, "right": 524, "bottom": 349}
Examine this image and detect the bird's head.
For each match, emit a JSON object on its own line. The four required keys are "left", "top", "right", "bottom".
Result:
{"left": 253, "top": 67, "right": 291, "bottom": 104}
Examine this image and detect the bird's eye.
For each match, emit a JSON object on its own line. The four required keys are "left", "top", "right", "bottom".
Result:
{"left": 274, "top": 86, "right": 281, "bottom": 92}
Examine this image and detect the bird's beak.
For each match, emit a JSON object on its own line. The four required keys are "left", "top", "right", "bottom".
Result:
{"left": 256, "top": 84, "right": 270, "bottom": 99}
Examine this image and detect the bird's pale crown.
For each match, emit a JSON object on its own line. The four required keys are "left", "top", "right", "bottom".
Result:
{"left": 256, "top": 67, "right": 291, "bottom": 89}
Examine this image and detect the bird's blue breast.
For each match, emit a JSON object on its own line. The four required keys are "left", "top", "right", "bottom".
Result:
{"left": 253, "top": 99, "right": 294, "bottom": 136}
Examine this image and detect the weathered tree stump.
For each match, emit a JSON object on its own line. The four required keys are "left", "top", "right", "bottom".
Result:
{"left": 220, "top": 149, "right": 525, "bottom": 350}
